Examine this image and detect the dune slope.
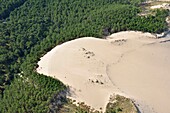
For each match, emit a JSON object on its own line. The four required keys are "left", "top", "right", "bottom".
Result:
{"left": 37, "top": 31, "right": 170, "bottom": 113}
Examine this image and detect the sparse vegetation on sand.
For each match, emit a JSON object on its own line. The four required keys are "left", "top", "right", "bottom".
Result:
{"left": 139, "top": 0, "right": 170, "bottom": 16}
{"left": 106, "top": 95, "right": 138, "bottom": 113}
{"left": 58, "top": 95, "right": 137, "bottom": 113}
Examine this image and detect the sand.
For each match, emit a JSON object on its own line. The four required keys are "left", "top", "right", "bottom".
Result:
{"left": 150, "top": 3, "right": 170, "bottom": 9}
{"left": 158, "top": 0, "right": 170, "bottom": 1}
{"left": 37, "top": 31, "right": 170, "bottom": 113}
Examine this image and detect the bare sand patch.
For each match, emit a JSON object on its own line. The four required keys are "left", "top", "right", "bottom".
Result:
{"left": 37, "top": 31, "right": 170, "bottom": 113}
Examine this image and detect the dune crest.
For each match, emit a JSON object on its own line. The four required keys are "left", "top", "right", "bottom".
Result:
{"left": 37, "top": 31, "right": 170, "bottom": 113}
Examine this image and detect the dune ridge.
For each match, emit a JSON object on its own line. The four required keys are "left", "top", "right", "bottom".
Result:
{"left": 37, "top": 31, "right": 170, "bottom": 113}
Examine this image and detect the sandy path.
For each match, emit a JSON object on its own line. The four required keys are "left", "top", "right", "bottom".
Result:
{"left": 158, "top": 0, "right": 170, "bottom": 1}
{"left": 37, "top": 31, "right": 170, "bottom": 113}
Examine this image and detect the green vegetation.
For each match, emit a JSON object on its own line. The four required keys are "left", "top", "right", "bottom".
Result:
{"left": 105, "top": 95, "right": 138, "bottom": 113}
{"left": 0, "top": 0, "right": 27, "bottom": 20}
{"left": 0, "top": 73, "right": 66, "bottom": 112}
{"left": 0, "top": 0, "right": 168, "bottom": 112}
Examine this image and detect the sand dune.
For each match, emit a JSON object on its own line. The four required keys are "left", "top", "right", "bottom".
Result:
{"left": 37, "top": 31, "right": 170, "bottom": 113}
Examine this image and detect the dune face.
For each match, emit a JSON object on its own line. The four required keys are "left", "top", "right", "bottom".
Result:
{"left": 37, "top": 31, "right": 170, "bottom": 113}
